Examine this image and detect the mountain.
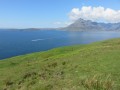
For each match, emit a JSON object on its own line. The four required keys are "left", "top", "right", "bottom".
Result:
{"left": 62, "top": 18, "right": 120, "bottom": 31}
{"left": 2, "top": 18, "right": 120, "bottom": 31}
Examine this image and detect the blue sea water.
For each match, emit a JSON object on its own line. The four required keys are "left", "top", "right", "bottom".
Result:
{"left": 0, "top": 29, "right": 120, "bottom": 60}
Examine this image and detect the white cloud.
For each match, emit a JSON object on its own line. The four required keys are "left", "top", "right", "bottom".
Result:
{"left": 54, "top": 21, "right": 72, "bottom": 27}
{"left": 69, "top": 6, "right": 120, "bottom": 23}
{"left": 54, "top": 22, "right": 62, "bottom": 25}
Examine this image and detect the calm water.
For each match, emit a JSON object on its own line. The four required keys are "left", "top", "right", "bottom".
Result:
{"left": 0, "top": 29, "right": 120, "bottom": 60}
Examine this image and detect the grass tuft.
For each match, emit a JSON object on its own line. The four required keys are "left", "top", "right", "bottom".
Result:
{"left": 80, "top": 75, "right": 114, "bottom": 90}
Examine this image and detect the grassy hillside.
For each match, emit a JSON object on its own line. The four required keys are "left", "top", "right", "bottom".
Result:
{"left": 0, "top": 38, "right": 120, "bottom": 90}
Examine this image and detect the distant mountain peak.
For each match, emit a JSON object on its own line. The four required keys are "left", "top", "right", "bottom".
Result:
{"left": 62, "top": 18, "right": 120, "bottom": 31}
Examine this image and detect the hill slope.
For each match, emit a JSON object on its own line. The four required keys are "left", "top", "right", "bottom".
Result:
{"left": 1, "top": 38, "right": 120, "bottom": 90}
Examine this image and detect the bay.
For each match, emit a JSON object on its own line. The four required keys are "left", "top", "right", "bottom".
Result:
{"left": 0, "top": 29, "right": 120, "bottom": 60}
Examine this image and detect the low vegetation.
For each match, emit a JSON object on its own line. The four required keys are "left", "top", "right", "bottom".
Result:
{"left": 0, "top": 38, "right": 120, "bottom": 90}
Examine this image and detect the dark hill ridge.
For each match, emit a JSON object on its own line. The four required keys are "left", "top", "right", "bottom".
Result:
{"left": 62, "top": 18, "right": 120, "bottom": 31}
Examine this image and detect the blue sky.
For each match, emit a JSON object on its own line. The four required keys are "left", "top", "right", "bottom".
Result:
{"left": 0, "top": 0, "right": 120, "bottom": 28}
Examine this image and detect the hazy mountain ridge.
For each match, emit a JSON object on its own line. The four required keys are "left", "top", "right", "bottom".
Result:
{"left": 1, "top": 18, "right": 120, "bottom": 31}
{"left": 62, "top": 18, "right": 120, "bottom": 31}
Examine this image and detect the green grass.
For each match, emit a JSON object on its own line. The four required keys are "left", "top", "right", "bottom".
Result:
{"left": 1, "top": 38, "right": 120, "bottom": 90}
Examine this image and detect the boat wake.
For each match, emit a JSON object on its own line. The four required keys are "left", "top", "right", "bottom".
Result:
{"left": 31, "top": 38, "right": 53, "bottom": 42}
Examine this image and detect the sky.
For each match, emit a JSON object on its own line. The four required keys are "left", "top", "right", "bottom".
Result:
{"left": 0, "top": 0, "right": 120, "bottom": 28}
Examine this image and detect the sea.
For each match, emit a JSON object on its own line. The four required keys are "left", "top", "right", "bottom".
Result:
{"left": 0, "top": 29, "right": 120, "bottom": 60}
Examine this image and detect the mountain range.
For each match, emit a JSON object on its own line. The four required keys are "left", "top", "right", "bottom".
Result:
{"left": 61, "top": 18, "right": 120, "bottom": 31}
{"left": 2, "top": 18, "right": 120, "bottom": 31}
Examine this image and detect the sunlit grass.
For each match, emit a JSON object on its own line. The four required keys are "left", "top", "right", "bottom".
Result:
{"left": 0, "top": 38, "right": 120, "bottom": 90}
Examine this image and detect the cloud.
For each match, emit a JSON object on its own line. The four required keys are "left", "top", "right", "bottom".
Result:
{"left": 54, "top": 22, "right": 62, "bottom": 25}
{"left": 54, "top": 21, "right": 72, "bottom": 27}
{"left": 69, "top": 6, "right": 120, "bottom": 23}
